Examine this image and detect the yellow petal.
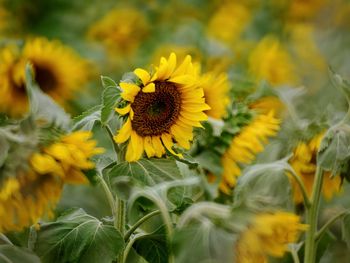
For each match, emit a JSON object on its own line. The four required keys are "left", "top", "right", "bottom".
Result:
{"left": 144, "top": 136, "right": 156, "bottom": 158}
{"left": 125, "top": 131, "right": 144, "bottom": 162}
{"left": 114, "top": 118, "right": 132, "bottom": 143}
{"left": 161, "top": 133, "right": 182, "bottom": 157}
{"left": 152, "top": 136, "right": 165, "bottom": 157}
{"left": 182, "top": 103, "right": 211, "bottom": 112}
{"left": 164, "top": 53, "right": 177, "bottom": 79}
{"left": 180, "top": 111, "right": 208, "bottom": 122}
{"left": 157, "top": 57, "right": 168, "bottom": 80}
{"left": 115, "top": 104, "right": 131, "bottom": 115}
{"left": 173, "top": 55, "right": 191, "bottom": 77}
{"left": 168, "top": 74, "right": 196, "bottom": 85}
{"left": 134, "top": 68, "right": 150, "bottom": 85}
{"left": 120, "top": 83, "right": 141, "bottom": 102}
{"left": 142, "top": 83, "right": 155, "bottom": 93}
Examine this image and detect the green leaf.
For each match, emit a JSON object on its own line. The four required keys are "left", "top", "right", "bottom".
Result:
{"left": 133, "top": 226, "right": 168, "bottom": 263}
{"left": 34, "top": 208, "right": 124, "bottom": 263}
{"left": 101, "top": 86, "right": 121, "bottom": 125}
{"left": 194, "top": 151, "right": 222, "bottom": 175}
{"left": 72, "top": 105, "right": 101, "bottom": 131}
{"left": 319, "top": 241, "right": 350, "bottom": 263}
{"left": 0, "top": 134, "right": 9, "bottom": 167}
{"left": 342, "top": 214, "right": 350, "bottom": 249}
{"left": 108, "top": 158, "right": 183, "bottom": 186}
{"left": 234, "top": 158, "right": 293, "bottom": 211}
{"left": 0, "top": 244, "right": 40, "bottom": 263}
{"left": 101, "top": 76, "right": 117, "bottom": 89}
{"left": 25, "top": 64, "right": 70, "bottom": 129}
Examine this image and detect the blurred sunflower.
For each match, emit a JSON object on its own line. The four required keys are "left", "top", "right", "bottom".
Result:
{"left": 220, "top": 111, "right": 280, "bottom": 194}
{"left": 88, "top": 7, "right": 149, "bottom": 55}
{"left": 200, "top": 71, "right": 230, "bottom": 119}
{"left": 287, "top": 0, "right": 328, "bottom": 22}
{"left": 248, "top": 36, "right": 298, "bottom": 86}
{"left": 289, "top": 133, "right": 342, "bottom": 204}
{"left": 235, "top": 211, "right": 307, "bottom": 263}
{"left": 207, "top": 2, "right": 251, "bottom": 45}
{"left": 249, "top": 96, "right": 285, "bottom": 116}
{"left": 0, "top": 37, "right": 90, "bottom": 116}
{"left": 151, "top": 44, "right": 201, "bottom": 66}
{"left": 0, "top": 131, "right": 103, "bottom": 233}
{"left": 114, "top": 53, "right": 209, "bottom": 162}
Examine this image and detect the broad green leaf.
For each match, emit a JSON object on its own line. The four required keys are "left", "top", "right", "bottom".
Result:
{"left": 0, "top": 244, "right": 40, "bottom": 263}
{"left": 25, "top": 64, "right": 70, "bottom": 129}
{"left": 101, "top": 86, "right": 121, "bottom": 125}
{"left": 101, "top": 76, "right": 117, "bottom": 89}
{"left": 72, "top": 105, "right": 101, "bottom": 131}
{"left": 108, "top": 158, "right": 182, "bottom": 186}
{"left": 133, "top": 226, "right": 168, "bottom": 263}
{"left": 234, "top": 159, "right": 293, "bottom": 211}
{"left": 194, "top": 151, "right": 222, "bottom": 175}
{"left": 34, "top": 208, "right": 124, "bottom": 263}
{"left": 320, "top": 241, "right": 350, "bottom": 263}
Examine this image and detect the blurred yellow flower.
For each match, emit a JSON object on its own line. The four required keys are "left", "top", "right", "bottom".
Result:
{"left": 220, "top": 111, "right": 280, "bottom": 194}
{"left": 207, "top": 2, "right": 251, "bottom": 44}
{"left": 200, "top": 71, "right": 230, "bottom": 119}
{"left": 0, "top": 131, "right": 103, "bottom": 232}
{"left": 249, "top": 36, "right": 297, "bottom": 86}
{"left": 236, "top": 211, "right": 307, "bottom": 263}
{"left": 287, "top": 0, "right": 328, "bottom": 22}
{"left": 249, "top": 96, "right": 285, "bottom": 116}
{"left": 289, "top": 133, "right": 342, "bottom": 204}
{"left": 114, "top": 53, "right": 209, "bottom": 162}
{"left": 151, "top": 44, "right": 201, "bottom": 66}
{"left": 88, "top": 7, "right": 149, "bottom": 54}
{"left": 0, "top": 38, "right": 90, "bottom": 116}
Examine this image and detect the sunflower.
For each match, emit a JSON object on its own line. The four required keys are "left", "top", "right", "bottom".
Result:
{"left": 88, "top": 7, "right": 149, "bottom": 54}
{"left": 220, "top": 111, "right": 280, "bottom": 194}
{"left": 0, "top": 37, "right": 90, "bottom": 116}
{"left": 114, "top": 53, "right": 210, "bottom": 162}
{"left": 0, "top": 131, "right": 103, "bottom": 232}
{"left": 200, "top": 71, "right": 230, "bottom": 119}
{"left": 248, "top": 36, "right": 297, "bottom": 86}
{"left": 289, "top": 133, "right": 342, "bottom": 204}
{"left": 207, "top": 2, "right": 251, "bottom": 45}
{"left": 236, "top": 211, "right": 307, "bottom": 263}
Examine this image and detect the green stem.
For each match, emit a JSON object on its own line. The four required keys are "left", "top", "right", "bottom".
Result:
{"left": 98, "top": 174, "right": 117, "bottom": 220}
{"left": 123, "top": 233, "right": 146, "bottom": 262}
{"left": 315, "top": 210, "right": 349, "bottom": 242}
{"left": 124, "top": 210, "right": 161, "bottom": 242}
{"left": 288, "top": 168, "right": 311, "bottom": 209}
{"left": 116, "top": 199, "right": 126, "bottom": 263}
{"left": 289, "top": 245, "right": 300, "bottom": 263}
{"left": 304, "top": 166, "right": 324, "bottom": 263}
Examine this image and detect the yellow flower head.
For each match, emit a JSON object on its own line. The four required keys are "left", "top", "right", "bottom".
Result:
{"left": 200, "top": 71, "right": 230, "bottom": 119}
{"left": 220, "top": 111, "right": 280, "bottom": 194}
{"left": 249, "top": 36, "right": 297, "bottom": 86}
{"left": 114, "top": 53, "right": 210, "bottom": 162}
{"left": 236, "top": 211, "right": 307, "bottom": 263}
{"left": 289, "top": 133, "right": 342, "bottom": 204}
{"left": 88, "top": 7, "right": 149, "bottom": 54}
{"left": 207, "top": 2, "right": 251, "bottom": 44}
{"left": 0, "top": 131, "right": 103, "bottom": 232}
{"left": 0, "top": 37, "right": 90, "bottom": 116}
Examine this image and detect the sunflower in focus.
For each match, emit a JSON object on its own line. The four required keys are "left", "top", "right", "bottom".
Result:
{"left": 289, "top": 133, "right": 342, "bottom": 204}
{"left": 0, "top": 37, "right": 90, "bottom": 116}
{"left": 114, "top": 53, "right": 210, "bottom": 162}
{"left": 200, "top": 71, "right": 230, "bottom": 119}
{"left": 0, "top": 131, "right": 103, "bottom": 233}
{"left": 249, "top": 36, "right": 298, "bottom": 86}
{"left": 220, "top": 111, "right": 280, "bottom": 194}
{"left": 88, "top": 7, "right": 149, "bottom": 55}
{"left": 235, "top": 211, "right": 307, "bottom": 263}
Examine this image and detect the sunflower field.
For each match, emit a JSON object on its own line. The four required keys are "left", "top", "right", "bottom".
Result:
{"left": 1, "top": 0, "right": 350, "bottom": 262}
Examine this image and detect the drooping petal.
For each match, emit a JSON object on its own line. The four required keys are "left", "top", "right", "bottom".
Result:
{"left": 125, "top": 131, "right": 144, "bottom": 162}
{"left": 142, "top": 83, "right": 155, "bottom": 93}
{"left": 114, "top": 118, "right": 132, "bottom": 143}
{"left": 144, "top": 136, "right": 156, "bottom": 158}
{"left": 134, "top": 68, "right": 151, "bottom": 85}
{"left": 115, "top": 104, "right": 131, "bottom": 115}
{"left": 120, "top": 82, "right": 141, "bottom": 102}
{"left": 161, "top": 133, "right": 182, "bottom": 157}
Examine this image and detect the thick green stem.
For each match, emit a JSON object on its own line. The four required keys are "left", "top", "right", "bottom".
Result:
{"left": 98, "top": 175, "right": 117, "bottom": 220}
{"left": 116, "top": 199, "right": 126, "bottom": 263}
{"left": 124, "top": 210, "right": 161, "bottom": 242}
{"left": 304, "top": 166, "right": 324, "bottom": 263}
{"left": 288, "top": 168, "right": 311, "bottom": 209}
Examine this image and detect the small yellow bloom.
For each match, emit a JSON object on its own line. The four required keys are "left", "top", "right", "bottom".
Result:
{"left": 249, "top": 36, "right": 297, "bottom": 86}
{"left": 289, "top": 133, "right": 342, "bottom": 204}
{"left": 114, "top": 53, "right": 209, "bottom": 162}
{"left": 219, "top": 111, "right": 280, "bottom": 194}
{"left": 88, "top": 7, "right": 149, "bottom": 54}
{"left": 236, "top": 211, "right": 307, "bottom": 263}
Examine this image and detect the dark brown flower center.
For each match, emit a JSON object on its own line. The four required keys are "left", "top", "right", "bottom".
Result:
{"left": 131, "top": 81, "right": 182, "bottom": 137}
{"left": 33, "top": 64, "right": 58, "bottom": 92}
